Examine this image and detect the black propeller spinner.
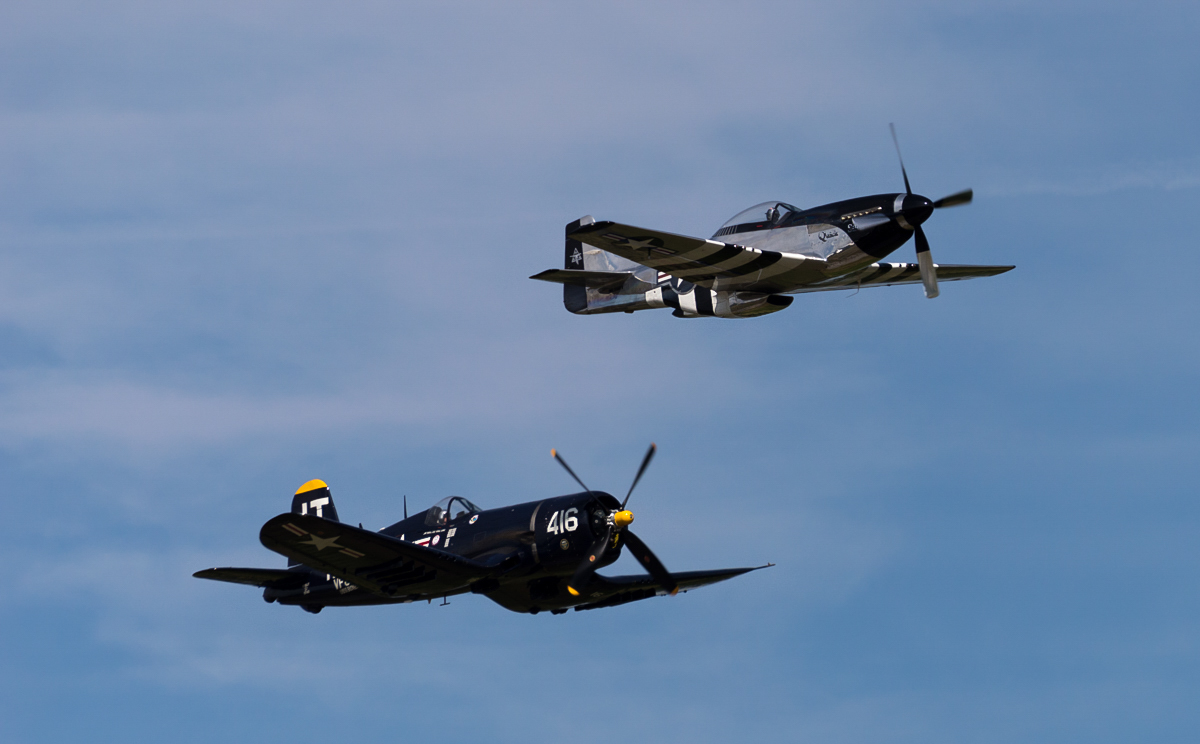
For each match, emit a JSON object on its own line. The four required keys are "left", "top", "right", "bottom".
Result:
{"left": 888, "top": 123, "right": 974, "bottom": 299}
{"left": 551, "top": 444, "right": 679, "bottom": 598}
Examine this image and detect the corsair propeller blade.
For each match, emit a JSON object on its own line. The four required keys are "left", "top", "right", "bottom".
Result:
{"left": 551, "top": 448, "right": 591, "bottom": 493}
{"left": 622, "top": 442, "right": 656, "bottom": 509}
{"left": 622, "top": 530, "right": 678, "bottom": 595}
{"left": 562, "top": 443, "right": 678, "bottom": 598}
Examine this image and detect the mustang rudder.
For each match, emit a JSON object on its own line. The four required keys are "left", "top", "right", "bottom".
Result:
{"left": 563, "top": 216, "right": 594, "bottom": 313}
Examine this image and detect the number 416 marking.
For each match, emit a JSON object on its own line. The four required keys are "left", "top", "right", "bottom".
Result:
{"left": 547, "top": 508, "right": 578, "bottom": 535}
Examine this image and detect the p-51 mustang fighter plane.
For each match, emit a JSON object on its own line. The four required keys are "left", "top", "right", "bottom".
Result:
{"left": 532, "top": 127, "right": 1013, "bottom": 318}
{"left": 195, "top": 445, "right": 767, "bottom": 615}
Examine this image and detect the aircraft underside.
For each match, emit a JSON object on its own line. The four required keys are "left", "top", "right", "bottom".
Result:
{"left": 263, "top": 565, "right": 761, "bottom": 614}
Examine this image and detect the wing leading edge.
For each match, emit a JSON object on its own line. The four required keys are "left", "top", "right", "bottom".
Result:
{"left": 193, "top": 567, "right": 310, "bottom": 589}
{"left": 572, "top": 565, "right": 772, "bottom": 611}
{"left": 791, "top": 261, "right": 1014, "bottom": 293}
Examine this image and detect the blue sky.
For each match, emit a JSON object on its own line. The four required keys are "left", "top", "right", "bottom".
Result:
{"left": 1, "top": 2, "right": 1198, "bottom": 742}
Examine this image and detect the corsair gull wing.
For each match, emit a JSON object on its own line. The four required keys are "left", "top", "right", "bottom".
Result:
{"left": 572, "top": 566, "right": 772, "bottom": 611}
{"left": 259, "top": 513, "right": 491, "bottom": 597}
{"left": 193, "top": 567, "right": 310, "bottom": 589}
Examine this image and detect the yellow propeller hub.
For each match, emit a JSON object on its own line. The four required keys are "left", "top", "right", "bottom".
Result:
{"left": 613, "top": 510, "right": 634, "bottom": 528}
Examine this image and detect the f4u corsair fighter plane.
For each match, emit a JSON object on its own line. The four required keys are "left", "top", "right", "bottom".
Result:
{"left": 532, "top": 128, "right": 1012, "bottom": 318}
{"left": 195, "top": 445, "right": 766, "bottom": 615}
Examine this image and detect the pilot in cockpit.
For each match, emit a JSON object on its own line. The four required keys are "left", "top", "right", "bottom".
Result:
{"left": 424, "top": 495, "right": 481, "bottom": 527}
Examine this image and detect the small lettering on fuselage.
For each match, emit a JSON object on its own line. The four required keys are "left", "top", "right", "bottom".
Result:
{"left": 325, "top": 574, "right": 357, "bottom": 593}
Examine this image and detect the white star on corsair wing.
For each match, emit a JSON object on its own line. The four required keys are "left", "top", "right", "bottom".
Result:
{"left": 300, "top": 534, "right": 343, "bottom": 551}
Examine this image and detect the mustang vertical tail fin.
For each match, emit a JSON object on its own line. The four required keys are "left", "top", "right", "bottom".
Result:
{"left": 554, "top": 215, "right": 655, "bottom": 315}
{"left": 563, "top": 215, "right": 594, "bottom": 313}
{"left": 288, "top": 479, "right": 340, "bottom": 566}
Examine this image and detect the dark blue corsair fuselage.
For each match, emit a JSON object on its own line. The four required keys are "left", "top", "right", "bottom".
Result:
{"left": 264, "top": 490, "right": 627, "bottom": 614}
{"left": 197, "top": 475, "right": 766, "bottom": 615}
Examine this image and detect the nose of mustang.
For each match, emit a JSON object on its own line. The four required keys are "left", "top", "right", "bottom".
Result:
{"left": 900, "top": 195, "right": 935, "bottom": 227}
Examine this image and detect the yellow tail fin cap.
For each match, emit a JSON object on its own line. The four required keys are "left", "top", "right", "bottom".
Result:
{"left": 295, "top": 479, "right": 328, "bottom": 495}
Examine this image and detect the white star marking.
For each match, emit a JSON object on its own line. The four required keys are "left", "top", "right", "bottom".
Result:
{"left": 570, "top": 248, "right": 582, "bottom": 264}
{"left": 300, "top": 534, "right": 343, "bottom": 551}
{"left": 620, "top": 237, "right": 660, "bottom": 252}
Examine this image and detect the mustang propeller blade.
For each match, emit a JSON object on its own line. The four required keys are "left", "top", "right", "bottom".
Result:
{"left": 555, "top": 444, "right": 678, "bottom": 598}
{"left": 933, "top": 189, "right": 972, "bottom": 209}
{"left": 890, "top": 122, "right": 914, "bottom": 196}
{"left": 914, "top": 224, "right": 938, "bottom": 299}
{"left": 890, "top": 123, "right": 974, "bottom": 299}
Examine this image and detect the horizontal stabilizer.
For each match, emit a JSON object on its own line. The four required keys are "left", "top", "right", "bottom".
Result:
{"left": 529, "top": 268, "right": 635, "bottom": 290}
{"left": 193, "top": 567, "right": 310, "bottom": 589}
